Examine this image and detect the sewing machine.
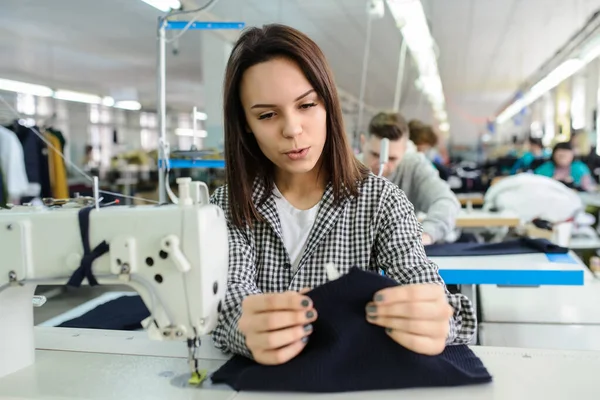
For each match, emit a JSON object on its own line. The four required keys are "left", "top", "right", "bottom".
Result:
{"left": 0, "top": 178, "right": 228, "bottom": 380}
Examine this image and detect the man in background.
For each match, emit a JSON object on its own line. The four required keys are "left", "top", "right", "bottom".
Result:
{"left": 358, "top": 112, "right": 460, "bottom": 245}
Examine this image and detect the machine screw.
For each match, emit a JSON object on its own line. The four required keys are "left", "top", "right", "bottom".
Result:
{"left": 120, "top": 263, "right": 130, "bottom": 274}
{"left": 8, "top": 271, "right": 17, "bottom": 281}
{"left": 6, "top": 224, "right": 12, "bottom": 231}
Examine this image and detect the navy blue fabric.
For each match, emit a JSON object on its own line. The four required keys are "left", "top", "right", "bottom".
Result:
{"left": 67, "top": 206, "right": 109, "bottom": 287}
{"left": 58, "top": 295, "right": 150, "bottom": 330}
{"left": 211, "top": 268, "right": 492, "bottom": 393}
{"left": 425, "top": 238, "right": 567, "bottom": 257}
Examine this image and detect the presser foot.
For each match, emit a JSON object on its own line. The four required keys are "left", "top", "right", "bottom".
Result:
{"left": 187, "top": 337, "right": 207, "bottom": 386}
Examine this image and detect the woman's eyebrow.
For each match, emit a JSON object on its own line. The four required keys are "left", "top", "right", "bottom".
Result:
{"left": 250, "top": 89, "right": 315, "bottom": 109}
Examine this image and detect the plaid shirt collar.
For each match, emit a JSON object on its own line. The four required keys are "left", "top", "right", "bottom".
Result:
{"left": 251, "top": 177, "right": 352, "bottom": 270}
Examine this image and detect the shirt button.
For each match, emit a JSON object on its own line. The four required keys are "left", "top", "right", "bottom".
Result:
{"left": 283, "top": 263, "right": 291, "bottom": 270}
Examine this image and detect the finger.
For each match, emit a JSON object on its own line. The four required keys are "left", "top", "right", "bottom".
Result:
{"left": 367, "top": 301, "right": 453, "bottom": 320}
{"left": 299, "top": 287, "right": 311, "bottom": 295}
{"left": 248, "top": 309, "right": 318, "bottom": 333}
{"left": 247, "top": 323, "right": 313, "bottom": 350}
{"left": 386, "top": 329, "right": 446, "bottom": 356}
{"left": 373, "top": 284, "right": 445, "bottom": 305}
{"left": 368, "top": 317, "right": 449, "bottom": 339}
{"left": 243, "top": 292, "right": 312, "bottom": 313}
{"left": 254, "top": 337, "right": 309, "bottom": 365}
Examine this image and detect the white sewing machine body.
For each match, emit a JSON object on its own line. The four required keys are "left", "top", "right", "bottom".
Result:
{"left": 0, "top": 179, "right": 228, "bottom": 378}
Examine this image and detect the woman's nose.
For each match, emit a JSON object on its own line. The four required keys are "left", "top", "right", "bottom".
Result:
{"left": 282, "top": 115, "right": 303, "bottom": 138}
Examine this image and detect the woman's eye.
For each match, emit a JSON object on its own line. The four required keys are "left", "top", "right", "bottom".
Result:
{"left": 258, "top": 112, "right": 275, "bottom": 120}
{"left": 300, "top": 102, "right": 317, "bottom": 110}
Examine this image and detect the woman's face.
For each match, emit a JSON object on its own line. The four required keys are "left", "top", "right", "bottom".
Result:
{"left": 240, "top": 57, "right": 327, "bottom": 177}
{"left": 553, "top": 149, "right": 574, "bottom": 167}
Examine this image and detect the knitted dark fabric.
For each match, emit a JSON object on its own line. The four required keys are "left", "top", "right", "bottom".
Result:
{"left": 58, "top": 295, "right": 149, "bottom": 330}
{"left": 211, "top": 268, "right": 492, "bottom": 393}
{"left": 425, "top": 238, "right": 567, "bottom": 257}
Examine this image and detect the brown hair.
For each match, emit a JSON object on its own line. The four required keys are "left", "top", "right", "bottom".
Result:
{"left": 368, "top": 112, "right": 409, "bottom": 140}
{"left": 223, "top": 24, "right": 368, "bottom": 228}
{"left": 408, "top": 119, "right": 438, "bottom": 146}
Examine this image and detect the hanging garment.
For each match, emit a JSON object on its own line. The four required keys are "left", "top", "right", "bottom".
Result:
{"left": 0, "top": 125, "right": 30, "bottom": 200}
{"left": 45, "top": 132, "right": 69, "bottom": 198}
{"left": 211, "top": 268, "right": 492, "bottom": 393}
{"left": 47, "top": 127, "right": 66, "bottom": 154}
{"left": 10, "top": 124, "right": 52, "bottom": 198}
{"left": 424, "top": 237, "right": 568, "bottom": 257}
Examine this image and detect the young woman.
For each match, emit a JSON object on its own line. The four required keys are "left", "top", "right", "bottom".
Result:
{"left": 210, "top": 24, "right": 476, "bottom": 366}
{"left": 535, "top": 142, "right": 595, "bottom": 192}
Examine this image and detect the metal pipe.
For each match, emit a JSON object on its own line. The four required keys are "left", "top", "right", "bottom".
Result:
{"left": 192, "top": 106, "right": 199, "bottom": 149}
{"left": 392, "top": 40, "right": 408, "bottom": 112}
{"left": 157, "top": 19, "right": 167, "bottom": 204}
{"left": 356, "top": 8, "right": 374, "bottom": 141}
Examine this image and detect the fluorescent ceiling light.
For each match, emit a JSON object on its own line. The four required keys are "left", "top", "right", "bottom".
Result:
{"left": 176, "top": 128, "right": 207, "bottom": 137}
{"left": 140, "top": 0, "right": 181, "bottom": 12}
{"left": 497, "top": 37, "right": 600, "bottom": 125}
{"left": 115, "top": 100, "right": 142, "bottom": 111}
{"left": 387, "top": 0, "right": 447, "bottom": 125}
{"left": 0, "top": 78, "right": 53, "bottom": 97}
{"left": 439, "top": 122, "right": 450, "bottom": 132}
{"left": 53, "top": 90, "right": 113, "bottom": 105}
{"left": 194, "top": 110, "right": 208, "bottom": 120}
{"left": 496, "top": 59, "right": 584, "bottom": 124}
{"left": 436, "top": 110, "right": 447, "bottom": 121}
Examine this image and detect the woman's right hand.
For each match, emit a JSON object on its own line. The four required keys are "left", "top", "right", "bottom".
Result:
{"left": 238, "top": 292, "right": 317, "bottom": 365}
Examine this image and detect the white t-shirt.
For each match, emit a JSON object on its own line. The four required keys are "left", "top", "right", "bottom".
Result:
{"left": 0, "top": 126, "right": 29, "bottom": 200}
{"left": 273, "top": 186, "right": 320, "bottom": 272}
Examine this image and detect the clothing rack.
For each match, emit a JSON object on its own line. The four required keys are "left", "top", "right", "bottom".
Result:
{"left": 0, "top": 97, "right": 69, "bottom": 205}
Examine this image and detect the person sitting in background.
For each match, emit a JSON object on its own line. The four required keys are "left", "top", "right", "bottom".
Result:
{"left": 408, "top": 120, "right": 450, "bottom": 180}
{"left": 358, "top": 112, "right": 460, "bottom": 245}
{"left": 510, "top": 137, "right": 549, "bottom": 174}
{"left": 535, "top": 142, "right": 596, "bottom": 192}
{"left": 408, "top": 120, "right": 444, "bottom": 164}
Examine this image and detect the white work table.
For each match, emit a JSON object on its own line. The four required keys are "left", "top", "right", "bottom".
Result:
{"left": 431, "top": 251, "right": 585, "bottom": 286}
{"left": 0, "top": 327, "right": 598, "bottom": 399}
{"left": 479, "top": 267, "right": 600, "bottom": 324}
{"left": 479, "top": 322, "right": 600, "bottom": 352}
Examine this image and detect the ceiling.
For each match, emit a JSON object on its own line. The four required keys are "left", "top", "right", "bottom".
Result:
{"left": 0, "top": 0, "right": 599, "bottom": 145}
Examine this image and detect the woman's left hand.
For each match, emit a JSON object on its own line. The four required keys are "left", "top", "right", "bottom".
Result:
{"left": 365, "top": 284, "right": 454, "bottom": 355}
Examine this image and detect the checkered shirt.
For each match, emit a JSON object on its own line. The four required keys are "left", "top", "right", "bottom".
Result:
{"left": 209, "top": 173, "right": 477, "bottom": 357}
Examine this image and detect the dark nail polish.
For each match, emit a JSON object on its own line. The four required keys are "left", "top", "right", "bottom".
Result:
{"left": 386, "top": 328, "right": 393, "bottom": 334}
{"left": 304, "top": 324, "right": 312, "bottom": 332}
{"left": 374, "top": 294, "right": 384, "bottom": 302}
{"left": 366, "top": 305, "right": 377, "bottom": 314}
{"left": 301, "top": 299, "right": 310, "bottom": 308}
{"left": 306, "top": 310, "right": 314, "bottom": 319}
{"left": 367, "top": 314, "right": 377, "bottom": 320}
{"left": 301, "top": 336, "right": 309, "bottom": 343}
